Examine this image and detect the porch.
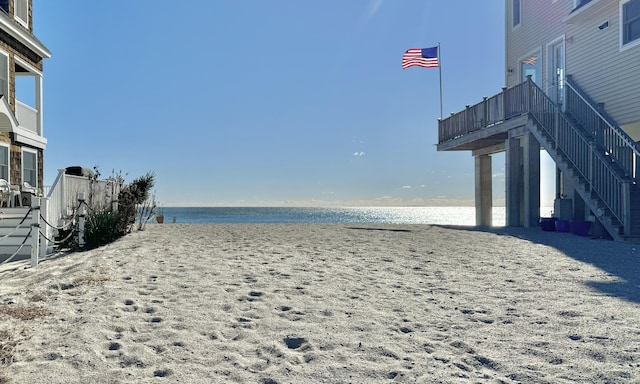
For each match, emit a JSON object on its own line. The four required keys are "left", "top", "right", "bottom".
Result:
{"left": 437, "top": 76, "right": 640, "bottom": 241}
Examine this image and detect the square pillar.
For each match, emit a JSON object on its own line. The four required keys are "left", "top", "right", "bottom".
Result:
{"left": 506, "top": 137, "right": 522, "bottom": 226}
{"left": 523, "top": 132, "right": 540, "bottom": 227}
{"left": 475, "top": 154, "right": 492, "bottom": 226}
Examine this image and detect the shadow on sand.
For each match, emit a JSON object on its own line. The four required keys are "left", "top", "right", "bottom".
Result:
{"left": 434, "top": 224, "right": 640, "bottom": 304}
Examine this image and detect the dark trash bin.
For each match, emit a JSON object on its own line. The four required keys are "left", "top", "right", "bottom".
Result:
{"left": 539, "top": 217, "right": 557, "bottom": 231}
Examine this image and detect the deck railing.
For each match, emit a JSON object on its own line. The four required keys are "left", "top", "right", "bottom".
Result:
{"left": 438, "top": 77, "right": 633, "bottom": 233}
{"left": 438, "top": 81, "right": 530, "bottom": 143}
{"left": 46, "top": 169, "right": 122, "bottom": 228}
{"left": 564, "top": 75, "right": 639, "bottom": 184}
{"left": 15, "top": 101, "right": 38, "bottom": 134}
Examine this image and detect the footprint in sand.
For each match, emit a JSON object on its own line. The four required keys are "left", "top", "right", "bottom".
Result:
{"left": 122, "top": 299, "right": 138, "bottom": 312}
{"left": 284, "top": 336, "right": 308, "bottom": 350}
{"left": 247, "top": 291, "right": 264, "bottom": 302}
{"left": 108, "top": 342, "right": 121, "bottom": 351}
{"left": 153, "top": 369, "right": 173, "bottom": 377}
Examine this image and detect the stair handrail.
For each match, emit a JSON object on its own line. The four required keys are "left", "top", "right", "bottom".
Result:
{"left": 526, "top": 77, "right": 632, "bottom": 233}
{"left": 564, "top": 75, "right": 639, "bottom": 182}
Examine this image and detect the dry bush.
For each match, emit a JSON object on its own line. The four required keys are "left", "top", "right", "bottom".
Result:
{"left": 27, "top": 293, "right": 47, "bottom": 303}
{"left": 70, "top": 273, "right": 111, "bottom": 288}
{"left": 51, "top": 267, "right": 112, "bottom": 292}
{"left": 0, "top": 329, "right": 17, "bottom": 366}
{"left": 0, "top": 305, "right": 50, "bottom": 321}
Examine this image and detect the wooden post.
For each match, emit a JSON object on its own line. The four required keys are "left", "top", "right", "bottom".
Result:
{"left": 31, "top": 197, "right": 40, "bottom": 268}
{"left": 40, "top": 197, "right": 48, "bottom": 260}
{"left": 482, "top": 97, "right": 488, "bottom": 128}
{"left": 59, "top": 169, "right": 66, "bottom": 226}
{"left": 501, "top": 86, "right": 508, "bottom": 120}
{"left": 464, "top": 105, "right": 469, "bottom": 133}
{"left": 78, "top": 192, "right": 85, "bottom": 248}
{"left": 554, "top": 103, "right": 560, "bottom": 148}
{"left": 526, "top": 75, "right": 533, "bottom": 113}
{"left": 111, "top": 180, "right": 119, "bottom": 212}
{"left": 623, "top": 182, "right": 631, "bottom": 236}
{"left": 588, "top": 142, "right": 594, "bottom": 186}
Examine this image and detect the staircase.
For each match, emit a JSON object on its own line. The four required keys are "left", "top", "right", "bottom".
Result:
{"left": 438, "top": 76, "right": 640, "bottom": 241}
{"left": 526, "top": 77, "right": 640, "bottom": 241}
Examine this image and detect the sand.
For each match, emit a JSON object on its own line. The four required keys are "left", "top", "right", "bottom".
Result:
{"left": 0, "top": 223, "right": 639, "bottom": 383}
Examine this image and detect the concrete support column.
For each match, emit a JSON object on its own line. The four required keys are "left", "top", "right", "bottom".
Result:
{"left": 475, "top": 154, "right": 492, "bottom": 226}
{"left": 505, "top": 137, "right": 522, "bottom": 226}
{"left": 523, "top": 132, "right": 541, "bottom": 227}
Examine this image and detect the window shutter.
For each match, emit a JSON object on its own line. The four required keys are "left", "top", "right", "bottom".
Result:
{"left": 0, "top": 146, "right": 8, "bottom": 182}
{"left": 0, "top": 54, "right": 7, "bottom": 98}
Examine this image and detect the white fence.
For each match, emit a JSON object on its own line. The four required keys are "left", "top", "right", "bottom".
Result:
{"left": 0, "top": 170, "right": 123, "bottom": 266}
{"left": 46, "top": 169, "right": 121, "bottom": 229}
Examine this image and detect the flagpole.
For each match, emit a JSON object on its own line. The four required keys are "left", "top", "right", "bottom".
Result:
{"left": 438, "top": 42, "right": 443, "bottom": 120}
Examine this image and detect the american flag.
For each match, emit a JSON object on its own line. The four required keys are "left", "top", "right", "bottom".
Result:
{"left": 402, "top": 47, "right": 439, "bottom": 69}
{"left": 522, "top": 55, "right": 538, "bottom": 66}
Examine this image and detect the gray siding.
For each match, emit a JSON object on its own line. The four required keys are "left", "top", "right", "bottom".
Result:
{"left": 566, "top": 1, "right": 640, "bottom": 127}
{"left": 505, "top": 0, "right": 573, "bottom": 90}
{"left": 506, "top": 0, "right": 640, "bottom": 128}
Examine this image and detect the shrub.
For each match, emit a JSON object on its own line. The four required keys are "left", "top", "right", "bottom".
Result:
{"left": 55, "top": 171, "right": 156, "bottom": 251}
{"left": 117, "top": 172, "right": 156, "bottom": 232}
{"left": 85, "top": 208, "right": 124, "bottom": 249}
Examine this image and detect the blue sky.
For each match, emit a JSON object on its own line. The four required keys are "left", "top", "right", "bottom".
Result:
{"left": 34, "top": 0, "right": 517, "bottom": 207}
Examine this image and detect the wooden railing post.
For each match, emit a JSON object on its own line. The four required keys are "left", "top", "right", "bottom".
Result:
{"left": 39, "top": 197, "right": 47, "bottom": 260}
{"left": 588, "top": 142, "right": 595, "bottom": 187}
{"left": 465, "top": 105, "right": 471, "bottom": 132}
{"left": 30, "top": 197, "right": 40, "bottom": 268}
{"left": 623, "top": 182, "right": 631, "bottom": 236}
{"left": 526, "top": 75, "right": 533, "bottom": 113}
{"left": 501, "top": 87, "right": 507, "bottom": 119}
{"left": 482, "top": 97, "right": 488, "bottom": 127}
{"left": 78, "top": 192, "right": 85, "bottom": 248}
{"left": 554, "top": 104, "right": 560, "bottom": 148}
{"left": 59, "top": 169, "right": 66, "bottom": 224}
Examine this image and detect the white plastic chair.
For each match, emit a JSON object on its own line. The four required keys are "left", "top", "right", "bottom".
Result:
{"left": 21, "top": 182, "right": 38, "bottom": 206}
{"left": 0, "top": 179, "right": 14, "bottom": 207}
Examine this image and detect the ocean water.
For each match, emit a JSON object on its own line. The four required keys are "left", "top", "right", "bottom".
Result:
{"left": 156, "top": 206, "right": 523, "bottom": 226}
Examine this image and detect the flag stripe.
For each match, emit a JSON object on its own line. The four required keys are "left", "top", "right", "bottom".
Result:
{"left": 402, "top": 47, "right": 439, "bottom": 69}
{"left": 522, "top": 55, "right": 538, "bottom": 66}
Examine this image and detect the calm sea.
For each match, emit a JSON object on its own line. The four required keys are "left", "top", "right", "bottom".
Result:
{"left": 154, "top": 206, "right": 554, "bottom": 226}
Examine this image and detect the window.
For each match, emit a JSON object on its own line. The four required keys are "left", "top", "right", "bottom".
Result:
{"left": 521, "top": 52, "right": 541, "bottom": 86}
{"left": 623, "top": 0, "right": 640, "bottom": 46}
{"left": 513, "top": 0, "right": 521, "bottom": 28}
{"left": 0, "top": 51, "right": 7, "bottom": 98}
{"left": 0, "top": 145, "right": 8, "bottom": 182}
{"left": 0, "top": 1, "right": 8, "bottom": 14}
{"left": 14, "top": 0, "right": 28, "bottom": 28}
{"left": 22, "top": 149, "right": 36, "bottom": 187}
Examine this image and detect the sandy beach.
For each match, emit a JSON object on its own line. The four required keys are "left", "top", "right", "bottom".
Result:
{"left": 0, "top": 223, "right": 639, "bottom": 383}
